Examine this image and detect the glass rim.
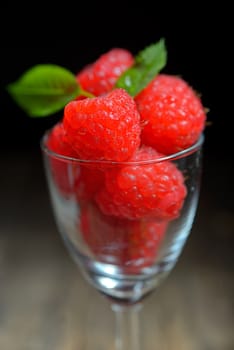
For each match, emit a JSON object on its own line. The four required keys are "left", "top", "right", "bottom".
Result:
{"left": 41, "top": 129, "right": 204, "bottom": 165}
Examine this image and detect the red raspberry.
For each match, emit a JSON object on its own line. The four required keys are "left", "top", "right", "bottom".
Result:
{"left": 74, "top": 165, "right": 104, "bottom": 202}
{"left": 63, "top": 88, "right": 141, "bottom": 162}
{"left": 124, "top": 218, "right": 168, "bottom": 269}
{"left": 47, "top": 122, "right": 77, "bottom": 158}
{"left": 46, "top": 122, "right": 79, "bottom": 196}
{"left": 77, "top": 48, "right": 134, "bottom": 96}
{"left": 135, "top": 74, "right": 206, "bottom": 154}
{"left": 80, "top": 204, "right": 126, "bottom": 264}
{"left": 80, "top": 203, "right": 168, "bottom": 269}
{"left": 95, "top": 146, "right": 187, "bottom": 220}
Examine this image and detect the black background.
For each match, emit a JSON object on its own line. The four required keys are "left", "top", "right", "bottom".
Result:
{"left": 0, "top": 5, "right": 232, "bottom": 157}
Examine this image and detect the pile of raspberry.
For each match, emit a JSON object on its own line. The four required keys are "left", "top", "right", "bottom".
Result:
{"left": 47, "top": 48, "right": 206, "bottom": 269}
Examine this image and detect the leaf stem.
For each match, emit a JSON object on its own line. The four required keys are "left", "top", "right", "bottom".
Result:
{"left": 79, "top": 88, "right": 95, "bottom": 98}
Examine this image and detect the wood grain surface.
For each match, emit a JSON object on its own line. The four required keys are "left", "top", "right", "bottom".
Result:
{"left": 0, "top": 151, "right": 233, "bottom": 350}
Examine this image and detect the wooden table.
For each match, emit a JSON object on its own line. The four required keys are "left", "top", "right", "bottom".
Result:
{"left": 0, "top": 151, "right": 233, "bottom": 349}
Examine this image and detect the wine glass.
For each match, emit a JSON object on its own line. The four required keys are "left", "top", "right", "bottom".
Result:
{"left": 41, "top": 130, "right": 204, "bottom": 350}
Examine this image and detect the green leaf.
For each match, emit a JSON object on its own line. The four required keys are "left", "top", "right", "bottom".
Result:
{"left": 7, "top": 64, "right": 80, "bottom": 117}
{"left": 116, "top": 38, "right": 167, "bottom": 96}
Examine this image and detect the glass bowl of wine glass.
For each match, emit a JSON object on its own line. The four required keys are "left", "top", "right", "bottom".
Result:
{"left": 41, "top": 129, "right": 204, "bottom": 350}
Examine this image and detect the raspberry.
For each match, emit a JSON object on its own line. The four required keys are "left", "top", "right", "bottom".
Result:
{"left": 80, "top": 203, "right": 168, "bottom": 269}
{"left": 47, "top": 122, "right": 77, "bottom": 158}
{"left": 95, "top": 146, "right": 187, "bottom": 220}
{"left": 46, "top": 122, "right": 79, "bottom": 196}
{"left": 124, "top": 218, "right": 168, "bottom": 269}
{"left": 63, "top": 88, "right": 141, "bottom": 162}
{"left": 80, "top": 204, "right": 126, "bottom": 264}
{"left": 77, "top": 48, "right": 134, "bottom": 96}
{"left": 135, "top": 74, "right": 206, "bottom": 154}
{"left": 74, "top": 165, "right": 104, "bottom": 202}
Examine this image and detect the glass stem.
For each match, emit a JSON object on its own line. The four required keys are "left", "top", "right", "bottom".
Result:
{"left": 111, "top": 303, "right": 143, "bottom": 350}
